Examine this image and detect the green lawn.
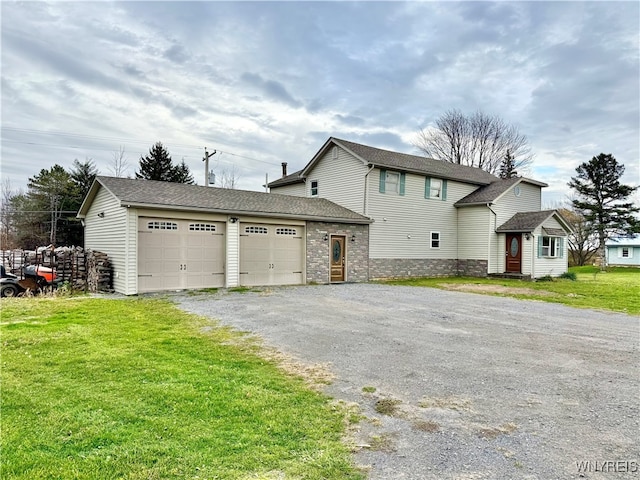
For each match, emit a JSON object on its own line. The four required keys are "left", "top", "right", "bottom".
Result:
{"left": 0, "top": 298, "right": 363, "bottom": 480}
{"left": 381, "top": 266, "right": 640, "bottom": 315}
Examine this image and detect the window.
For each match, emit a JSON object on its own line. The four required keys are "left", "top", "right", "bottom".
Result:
{"left": 622, "top": 247, "right": 630, "bottom": 258}
{"left": 332, "top": 146, "right": 338, "bottom": 159}
{"left": 147, "top": 221, "right": 178, "bottom": 230}
{"left": 514, "top": 186, "right": 522, "bottom": 197}
{"left": 379, "top": 169, "right": 405, "bottom": 195}
{"left": 245, "top": 226, "right": 268, "bottom": 234}
{"left": 189, "top": 223, "right": 216, "bottom": 231}
{"left": 425, "top": 177, "right": 447, "bottom": 200}
{"left": 538, "top": 236, "right": 563, "bottom": 258}
{"left": 310, "top": 180, "right": 318, "bottom": 196}
{"left": 276, "top": 227, "right": 297, "bottom": 235}
{"left": 430, "top": 231, "right": 440, "bottom": 249}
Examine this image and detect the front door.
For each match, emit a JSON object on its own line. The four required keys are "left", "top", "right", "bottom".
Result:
{"left": 505, "top": 234, "right": 522, "bottom": 273}
{"left": 330, "top": 236, "right": 346, "bottom": 282}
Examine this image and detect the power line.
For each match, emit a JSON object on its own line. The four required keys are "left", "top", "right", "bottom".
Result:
{"left": 1, "top": 126, "right": 281, "bottom": 167}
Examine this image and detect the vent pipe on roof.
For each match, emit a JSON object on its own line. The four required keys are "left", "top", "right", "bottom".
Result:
{"left": 281, "top": 162, "right": 287, "bottom": 177}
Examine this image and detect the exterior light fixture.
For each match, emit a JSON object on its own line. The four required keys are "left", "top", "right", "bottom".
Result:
{"left": 525, "top": 233, "right": 531, "bottom": 240}
{"left": 323, "top": 233, "right": 328, "bottom": 241}
{"left": 351, "top": 234, "right": 356, "bottom": 242}
{"left": 229, "top": 217, "right": 238, "bottom": 223}
{"left": 97, "top": 212, "right": 105, "bottom": 218}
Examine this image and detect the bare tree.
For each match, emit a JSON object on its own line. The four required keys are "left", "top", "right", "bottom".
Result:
{"left": 216, "top": 165, "right": 241, "bottom": 189}
{"left": 109, "top": 146, "right": 130, "bottom": 177}
{"left": 0, "top": 178, "right": 19, "bottom": 249}
{"left": 559, "top": 206, "right": 598, "bottom": 266}
{"left": 414, "top": 109, "right": 533, "bottom": 175}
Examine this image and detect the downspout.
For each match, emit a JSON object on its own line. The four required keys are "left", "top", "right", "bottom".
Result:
{"left": 487, "top": 204, "right": 497, "bottom": 274}
{"left": 363, "top": 164, "right": 375, "bottom": 216}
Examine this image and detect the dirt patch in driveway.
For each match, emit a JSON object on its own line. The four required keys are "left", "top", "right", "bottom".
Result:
{"left": 438, "top": 283, "right": 557, "bottom": 296}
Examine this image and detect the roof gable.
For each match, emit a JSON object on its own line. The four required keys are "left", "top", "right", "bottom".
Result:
{"left": 496, "top": 210, "right": 571, "bottom": 234}
{"left": 455, "top": 177, "right": 547, "bottom": 207}
{"left": 79, "top": 177, "right": 372, "bottom": 224}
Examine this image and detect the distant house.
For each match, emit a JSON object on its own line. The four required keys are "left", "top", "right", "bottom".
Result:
{"left": 270, "top": 137, "right": 572, "bottom": 279}
{"left": 605, "top": 235, "right": 640, "bottom": 267}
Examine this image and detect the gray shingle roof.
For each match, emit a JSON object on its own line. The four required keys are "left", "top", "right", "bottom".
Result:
{"left": 496, "top": 210, "right": 562, "bottom": 233}
{"left": 454, "top": 177, "right": 547, "bottom": 206}
{"left": 82, "top": 176, "right": 372, "bottom": 224}
{"left": 267, "top": 170, "right": 304, "bottom": 187}
{"left": 332, "top": 138, "right": 499, "bottom": 185}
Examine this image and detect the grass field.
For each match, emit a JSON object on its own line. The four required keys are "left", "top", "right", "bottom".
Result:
{"left": 1, "top": 298, "right": 363, "bottom": 480}
{"left": 382, "top": 266, "right": 640, "bottom": 315}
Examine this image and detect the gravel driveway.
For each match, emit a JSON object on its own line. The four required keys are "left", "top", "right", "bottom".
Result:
{"left": 175, "top": 284, "right": 639, "bottom": 479}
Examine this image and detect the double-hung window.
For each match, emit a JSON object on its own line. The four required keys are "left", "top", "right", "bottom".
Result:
{"left": 538, "top": 236, "right": 563, "bottom": 258}
{"left": 379, "top": 169, "right": 405, "bottom": 195}
{"left": 310, "top": 180, "right": 318, "bottom": 196}
{"left": 430, "top": 231, "right": 441, "bottom": 249}
{"left": 425, "top": 177, "right": 447, "bottom": 200}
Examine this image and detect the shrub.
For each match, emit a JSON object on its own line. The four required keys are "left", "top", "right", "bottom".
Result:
{"left": 559, "top": 271, "right": 577, "bottom": 281}
{"left": 536, "top": 275, "right": 554, "bottom": 282}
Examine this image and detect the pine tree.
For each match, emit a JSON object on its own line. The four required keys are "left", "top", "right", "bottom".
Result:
{"left": 499, "top": 150, "right": 517, "bottom": 179}
{"left": 136, "top": 142, "right": 194, "bottom": 184}
{"left": 136, "top": 142, "right": 177, "bottom": 182}
{"left": 568, "top": 153, "right": 640, "bottom": 266}
{"left": 173, "top": 159, "right": 195, "bottom": 184}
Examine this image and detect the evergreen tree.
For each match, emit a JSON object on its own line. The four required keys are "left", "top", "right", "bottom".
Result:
{"left": 173, "top": 159, "right": 195, "bottom": 184}
{"left": 136, "top": 142, "right": 194, "bottom": 183}
{"left": 70, "top": 158, "right": 99, "bottom": 201}
{"left": 568, "top": 153, "right": 640, "bottom": 266}
{"left": 499, "top": 150, "right": 517, "bottom": 179}
{"left": 136, "top": 142, "right": 176, "bottom": 182}
{"left": 26, "top": 165, "right": 81, "bottom": 245}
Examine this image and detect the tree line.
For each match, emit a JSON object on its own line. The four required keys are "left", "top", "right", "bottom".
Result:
{"left": 2, "top": 115, "right": 638, "bottom": 265}
{"left": 1, "top": 142, "right": 195, "bottom": 249}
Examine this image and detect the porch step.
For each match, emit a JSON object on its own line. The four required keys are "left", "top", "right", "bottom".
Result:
{"left": 488, "top": 273, "right": 532, "bottom": 281}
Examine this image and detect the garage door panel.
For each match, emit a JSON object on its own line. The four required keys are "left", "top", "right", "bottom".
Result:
{"left": 239, "top": 223, "right": 304, "bottom": 286}
{"left": 138, "top": 218, "right": 225, "bottom": 292}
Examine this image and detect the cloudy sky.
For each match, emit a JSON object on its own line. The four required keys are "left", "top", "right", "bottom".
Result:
{"left": 2, "top": 1, "right": 638, "bottom": 206}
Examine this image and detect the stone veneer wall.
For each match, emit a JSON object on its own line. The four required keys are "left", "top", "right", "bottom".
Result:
{"left": 369, "top": 258, "right": 458, "bottom": 279}
{"left": 369, "top": 258, "right": 488, "bottom": 279}
{"left": 456, "top": 259, "right": 488, "bottom": 277}
{"left": 306, "top": 222, "right": 369, "bottom": 284}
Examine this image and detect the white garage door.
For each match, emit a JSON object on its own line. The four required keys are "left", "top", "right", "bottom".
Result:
{"left": 138, "top": 218, "right": 225, "bottom": 292}
{"left": 239, "top": 223, "right": 304, "bottom": 286}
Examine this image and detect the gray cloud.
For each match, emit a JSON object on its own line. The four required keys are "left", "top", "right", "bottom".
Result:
{"left": 241, "top": 73, "right": 302, "bottom": 108}
{"left": 1, "top": 1, "right": 638, "bottom": 204}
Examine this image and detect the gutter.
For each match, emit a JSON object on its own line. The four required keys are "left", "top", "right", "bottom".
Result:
{"left": 119, "top": 202, "right": 373, "bottom": 224}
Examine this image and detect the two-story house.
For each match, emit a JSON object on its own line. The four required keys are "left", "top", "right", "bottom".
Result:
{"left": 269, "top": 137, "right": 571, "bottom": 280}
{"left": 78, "top": 137, "right": 570, "bottom": 294}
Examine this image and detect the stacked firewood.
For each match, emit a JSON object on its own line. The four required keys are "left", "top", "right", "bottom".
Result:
{"left": 0, "top": 246, "right": 112, "bottom": 292}
{"left": 86, "top": 250, "right": 112, "bottom": 293}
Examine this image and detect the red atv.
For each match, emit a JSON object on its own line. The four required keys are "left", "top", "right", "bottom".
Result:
{"left": 0, "top": 265, "right": 58, "bottom": 297}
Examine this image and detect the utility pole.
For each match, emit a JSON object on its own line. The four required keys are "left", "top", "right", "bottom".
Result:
{"left": 203, "top": 148, "right": 216, "bottom": 186}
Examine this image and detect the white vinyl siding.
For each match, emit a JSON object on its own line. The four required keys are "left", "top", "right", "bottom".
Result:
{"left": 84, "top": 186, "right": 131, "bottom": 294}
{"left": 269, "top": 182, "right": 306, "bottom": 196}
{"left": 226, "top": 219, "right": 240, "bottom": 287}
{"left": 368, "top": 170, "right": 477, "bottom": 259}
{"left": 491, "top": 182, "right": 542, "bottom": 226}
{"left": 532, "top": 217, "right": 568, "bottom": 277}
{"left": 303, "top": 147, "right": 369, "bottom": 213}
{"left": 457, "top": 206, "right": 490, "bottom": 261}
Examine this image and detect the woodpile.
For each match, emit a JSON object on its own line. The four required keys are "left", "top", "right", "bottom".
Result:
{"left": 0, "top": 246, "right": 112, "bottom": 292}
